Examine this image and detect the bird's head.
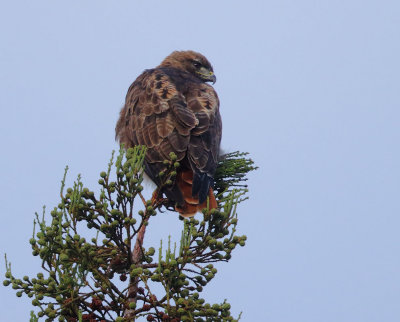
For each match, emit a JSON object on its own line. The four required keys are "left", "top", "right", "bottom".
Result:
{"left": 159, "top": 50, "right": 216, "bottom": 84}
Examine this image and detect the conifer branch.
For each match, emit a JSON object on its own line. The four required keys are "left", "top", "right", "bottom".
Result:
{"left": 3, "top": 147, "right": 257, "bottom": 321}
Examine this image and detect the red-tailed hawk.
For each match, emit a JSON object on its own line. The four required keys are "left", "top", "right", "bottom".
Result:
{"left": 116, "top": 51, "right": 222, "bottom": 217}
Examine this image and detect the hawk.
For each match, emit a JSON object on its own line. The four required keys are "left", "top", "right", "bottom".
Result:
{"left": 116, "top": 50, "right": 222, "bottom": 217}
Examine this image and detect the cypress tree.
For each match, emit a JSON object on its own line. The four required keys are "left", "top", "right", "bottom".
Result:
{"left": 4, "top": 147, "right": 257, "bottom": 321}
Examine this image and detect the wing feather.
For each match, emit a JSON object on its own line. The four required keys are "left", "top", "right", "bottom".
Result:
{"left": 170, "top": 97, "right": 198, "bottom": 128}
{"left": 115, "top": 67, "right": 222, "bottom": 206}
{"left": 191, "top": 111, "right": 210, "bottom": 135}
{"left": 156, "top": 112, "right": 175, "bottom": 138}
{"left": 168, "top": 131, "right": 190, "bottom": 152}
{"left": 186, "top": 84, "right": 221, "bottom": 173}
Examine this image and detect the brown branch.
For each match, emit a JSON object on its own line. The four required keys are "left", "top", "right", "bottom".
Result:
{"left": 124, "top": 220, "right": 147, "bottom": 320}
{"left": 138, "top": 191, "right": 147, "bottom": 206}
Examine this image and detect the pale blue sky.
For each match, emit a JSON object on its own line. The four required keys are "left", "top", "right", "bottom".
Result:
{"left": 1, "top": 1, "right": 400, "bottom": 321}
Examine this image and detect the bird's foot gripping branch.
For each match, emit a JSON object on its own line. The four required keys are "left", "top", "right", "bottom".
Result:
{"left": 3, "top": 147, "right": 257, "bottom": 321}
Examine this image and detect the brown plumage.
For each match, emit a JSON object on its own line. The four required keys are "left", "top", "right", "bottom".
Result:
{"left": 116, "top": 51, "right": 222, "bottom": 217}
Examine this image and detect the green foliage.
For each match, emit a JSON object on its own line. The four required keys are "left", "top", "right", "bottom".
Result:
{"left": 214, "top": 151, "right": 258, "bottom": 199}
{"left": 4, "top": 147, "right": 256, "bottom": 321}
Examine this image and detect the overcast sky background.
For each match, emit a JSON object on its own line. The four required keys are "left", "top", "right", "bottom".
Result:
{"left": 1, "top": 1, "right": 400, "bottom": 321}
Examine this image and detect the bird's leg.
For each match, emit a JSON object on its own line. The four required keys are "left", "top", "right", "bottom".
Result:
{"left": 151, "top": 188, "right": 168, "bottom": 208}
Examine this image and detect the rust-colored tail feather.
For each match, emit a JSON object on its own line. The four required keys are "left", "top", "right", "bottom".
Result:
{"left": 176, "top": 170, "right": 217, "bottom": 217}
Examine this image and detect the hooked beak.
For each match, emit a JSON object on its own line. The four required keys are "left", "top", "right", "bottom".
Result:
{"left": 208, "top": 73, "right": 217, "bottom": 84}
{"left": 197, "top": 67, "right": 217, "bottom": 84}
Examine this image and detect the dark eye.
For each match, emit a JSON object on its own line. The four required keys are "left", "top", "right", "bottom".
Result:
{"left": 192, "top": 61, "right": 201, "bottom": 68}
